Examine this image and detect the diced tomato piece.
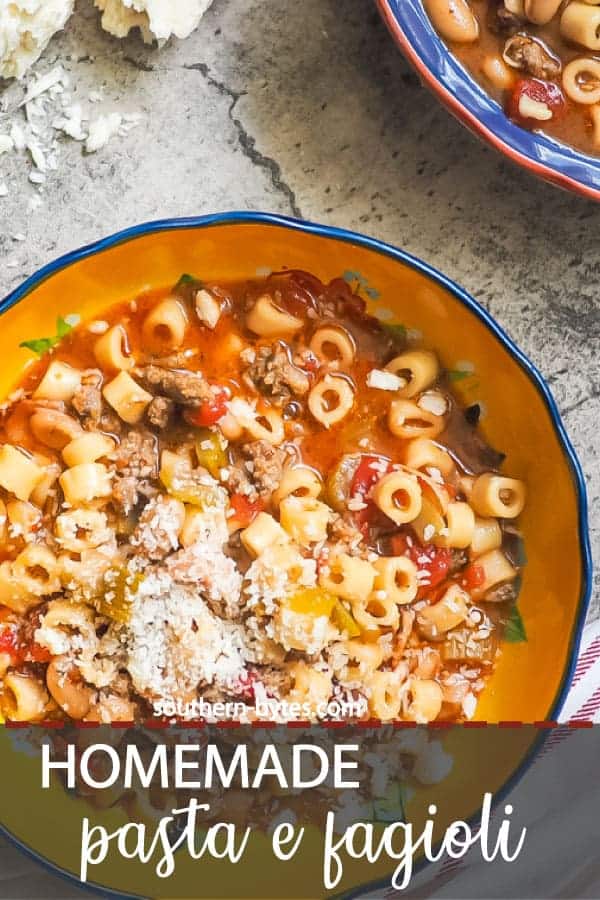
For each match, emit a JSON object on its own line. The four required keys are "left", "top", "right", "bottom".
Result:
{"left": 24, "top": 642, "right": 51, "bottom": 664}
{"left": 231, "top": 669, "right": 260, "bottom": 702}
{"left": 302, "top": 351, "right": 321, "bottom": 374}
{"left": 350, "top": 455, "right": 393, "bottom": 533}
{"left": 230, "top": 493, "right": 263, "bottom": 529}
{"left": 0, "top": 610, "right": 51, "bottom": 663}
{"left": 508, "top": 78, "right": 566, "bottom": 128}
{"left": 462, "top": 563, "right": 485, "bottom": 591}
{"left": 326, "top": 278, "right": 367, "bottom": 319}
{"left": 263, "top": 270, "right": 322, "bottom": 318}
{"left": 186, "top": 386, "right": 229, "bottom": 427}
{"left": 0, "top": 625, "right": 18, "bottom": 658}
{"left": 351, "top": 455, "right": 388, "bottom": 497}
{"left": 444, "top": 483, "right": 458, "bottom": 500}
{"left": 391, "top": 533, "right": 452, "bottom": 599}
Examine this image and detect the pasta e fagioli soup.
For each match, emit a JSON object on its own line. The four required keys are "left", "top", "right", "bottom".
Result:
{"left": 425, "top": 0, "right": 600, "bottom": 156}
{"left": 0, "top": 270, "right": 526, "bottom": 724}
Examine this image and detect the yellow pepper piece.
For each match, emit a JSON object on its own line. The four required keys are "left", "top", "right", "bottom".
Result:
{"left": 286, "top": 586, "right": 337, "bottom": 618}
{"left": 195, "top": 429, "right": 227, "bottom": 479}
{"left": 160, "top": 449, "right": 222, "bottom": 507}
{"left": 332, "top": 600, "right": 361, "bottom": 637}
{"left": 98, "top": 569, "right": 144, "bottom": 624}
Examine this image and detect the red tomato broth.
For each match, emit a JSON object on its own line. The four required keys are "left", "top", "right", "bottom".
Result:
{"left": 0, "top": 269, "right": 527, "bottom": 725}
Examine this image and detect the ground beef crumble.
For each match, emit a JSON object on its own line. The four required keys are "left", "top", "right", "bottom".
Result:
{"left": 226, "top": 440, "right": 290, "bottom": 502}
{"left": 71, "top": 370, "right": 121, "bottom": 433}
{"left": 246, "top": 441, "right": 289, "bottom": 498}
{"left": 489, "top": 1, "right": 522, "bottom": 34}
{"left": 111, "top": 430, "right": 159, "bottom": 513}
{"left": 450, "top": 549, "right": 469, "bottom": 574}
{"left": 503, "top": 35, "right": 561, "bottom": 79}
{"left": 328, "top": 514, "right": 365, "bottom": 554}
{"left": 241, "top": 343, "right": 310, "bottom": 406}
{"left": 146, "top": 396, "right": 175, "bottom": 429}
{"left": 134, "top": 365, "right": 213, "bottom": 405}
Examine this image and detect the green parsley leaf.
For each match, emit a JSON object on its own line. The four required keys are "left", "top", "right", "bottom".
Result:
{"left": 19, "top": 338, "right": 55, "bottom": 356}
{"left": 381, "top": 322, "right": 407, "bottom": 341}
{"left": 176, "top": 273, "right": 201, "bottom": 288}
{"left": 342, "top": 269, "right": 360, "bottom": 284}
{"left": 448, "top": 369, "right": 472, "bottom": 382}
{"left": 19, "top": 316, "right": 76, "bottom": 358}
{"left": 504, "top": 605, "right": 527, "bottom": 643}
{"left": 372, "top": 782, "right": 406, "bottom": 823}
{"left": 55, "top": 316, "right": 74, "bottom": 338}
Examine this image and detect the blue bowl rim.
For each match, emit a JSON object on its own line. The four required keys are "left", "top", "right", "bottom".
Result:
{"left": 375, "top": 0, "right": 600, "bottom": 202}
{"left": 0, "top": 210, "right": 593, "bottom": 898}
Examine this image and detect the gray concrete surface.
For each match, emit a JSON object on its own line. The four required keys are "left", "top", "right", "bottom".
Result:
{"left": 0, "top": 0, "right": 598, "bottom": 895}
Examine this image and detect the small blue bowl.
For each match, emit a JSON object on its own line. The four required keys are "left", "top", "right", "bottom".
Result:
{"left": 376, "top": 0, "right": 600, "bottom": 201}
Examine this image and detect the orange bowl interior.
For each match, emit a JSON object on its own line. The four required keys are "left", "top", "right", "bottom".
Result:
{"left": 0, "top": 217, "right": 588, "bottom": 898}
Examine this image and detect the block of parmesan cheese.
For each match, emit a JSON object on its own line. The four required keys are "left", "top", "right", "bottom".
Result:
{"left": 0, "top": 0, "right": 74, "bottom": 80}
{"left": 94, "top": 0, "right": 214, "bottom": 43}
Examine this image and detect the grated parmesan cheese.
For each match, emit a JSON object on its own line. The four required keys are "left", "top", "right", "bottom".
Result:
{"left": 124, "top": 572, "right": 248, "bottom": 706}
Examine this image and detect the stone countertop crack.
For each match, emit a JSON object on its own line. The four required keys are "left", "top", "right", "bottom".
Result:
{"left": 184, "top": 61, "right": 302, "bottom": 218}
{"left": 561, "top": 388, "right": 600, "bottom": 417}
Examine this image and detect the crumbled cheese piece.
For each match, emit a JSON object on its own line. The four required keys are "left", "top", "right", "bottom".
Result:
{"left": 347, "top": 496, "right": 368, "bottom": 512}
{"left": 454, "top": 360, "right": 475, "bottom": 375}
{"left": 195, "top": 289, "right": 221, "bottom": 330}
{"left": 19, "top": 65, "right": 66, "bottom": 105}
{"left": 85, "top": 112, "right": 123, "bottom": 153}
{"left": 0, "top": 57, "right": 142, "bottom": 194}
{"left": 0, "top": 2, "right": 74, "bottom": 80}
{"left": 0, "top": 184, "right": 7, "bottom": 198}
{"left": 366, "top": 368, "right": 406, "bottom": 391}
{"left": 462, "top": 692, "right": 477, "bottom": 720}
{"left": 423, "top": 524, "right": 435, "bottom": 542}
{"left": 418, "top": 392, "right": 448, "bottom": 417}
{"left": 94, "top": 0, "right": 214, "bottom": 43}
{"left": 518, "top": 94, "right": 553, "bottom": 121}
{"left": 88, "top": 320, "right": 110, "bottom": 335}
{"left": 426, "top": 466, "right": 443, "bottom": 485}
{"left": 10, "top": 122, "right": 26, "bottom": 150}
{"left": 226, "top": 396, "right": 257, "bottom": 428}
{"left": 53, "top": 102, "right": 86, "bottom": 141}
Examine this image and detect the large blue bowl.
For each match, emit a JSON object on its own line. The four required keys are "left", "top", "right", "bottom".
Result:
{"left": 376, "top": 0, "right": 600, "bottom": 201}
